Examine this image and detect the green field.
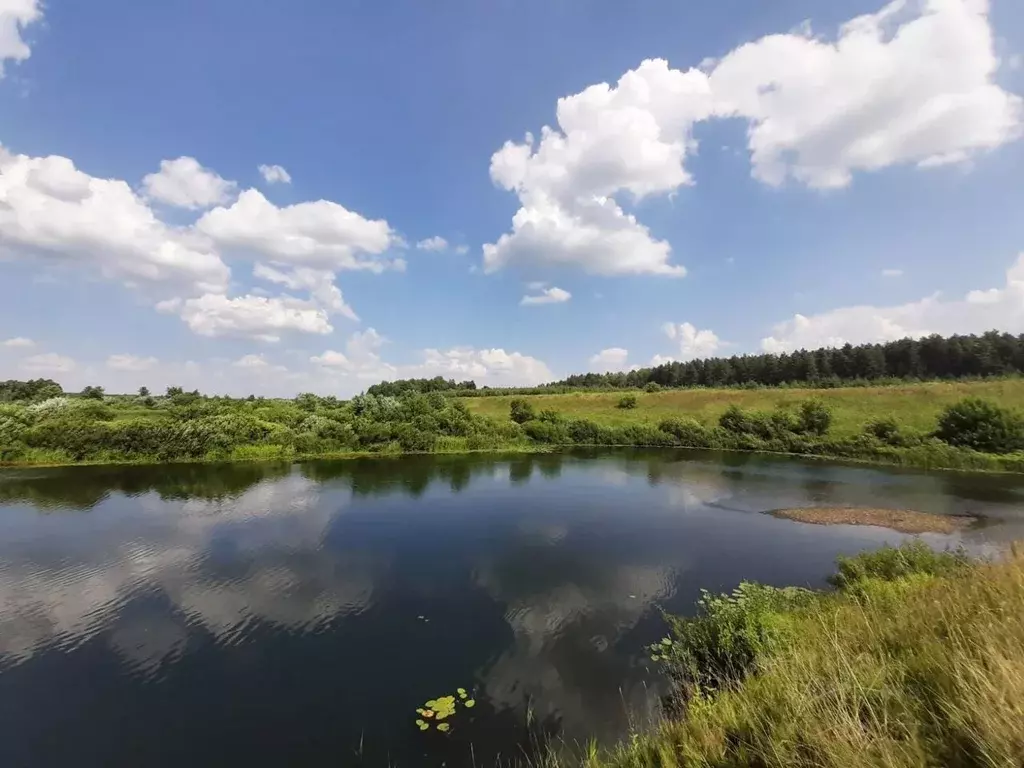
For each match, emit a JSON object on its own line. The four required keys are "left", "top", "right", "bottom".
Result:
{"left": 464, "top": 379, "right": 1024, "bottom": 438}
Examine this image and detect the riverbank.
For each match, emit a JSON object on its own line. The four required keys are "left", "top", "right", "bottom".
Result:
{"left": 4, "top": 381, "right": 1024, "bottom": 473}
{"left": 552, "top": 541, "right": 1024, "bottom": 768}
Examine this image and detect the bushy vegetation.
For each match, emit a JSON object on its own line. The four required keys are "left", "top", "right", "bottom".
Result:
{"left": 557, "top": 542, "right": 1024, "bottom": 768}
{"left": 3, "top": 371, "right": 1024, "bottom": 472}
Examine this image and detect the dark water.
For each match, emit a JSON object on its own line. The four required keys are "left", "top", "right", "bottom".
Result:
{"left": 1, "top": 449, "right": 1023, "bottom": 767}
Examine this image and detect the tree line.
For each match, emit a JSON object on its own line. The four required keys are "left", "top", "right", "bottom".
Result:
{"left": 551, "top": 332, "right": 1024, "bottom": 390}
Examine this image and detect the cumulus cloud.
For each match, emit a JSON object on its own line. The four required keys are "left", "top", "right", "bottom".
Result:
{"left": 521, "top": 286, "right": 571, "bottom": 305}
{"left": 312, "top": 332, "right": 552, "bottom": 388}
{"left": 709, "top": 0, "right": 1022, "bottom": 188}
{"left": 2, "top": 337, "right": 33, "bottom": 348}
{"left": 165, "top": 293, "right": 333, "bottom": 343}
{"left": 483, "top": 57, "right": 712, "bottom": 277}
{"left": 0, "top": 0, "right": 41, "bottom": 77}
{"left": 762, "top": 253, "right": 1024, "bottom": 352}
{"left": 257, "top": 164, "right": 292, "bottom": 185}
{"left": 197, "top": 189, "right": 399, "bottom": 272}
{"left": 252, "top": 262, "right": 358, "bottom": 321}
{"left": 663, "top": 322, "right": 722, "bottom": 359}
{"left": 0, "top": 147, "right": 230, "bottom": 294}
{"left": 484, "top": 0, "right": 1021, "bottom": 274}
{"left": 142, "top": 157, "right": 237, "bottom": 210}
{"left": 415, "top": 236, "right": 449, "bottom": 252}
{"left": 20, "top": 352, "right": 75, "bottom": 373}
{"left": 588, "top": 347, "right": 631, "bottom": 372}
{"left": 106, "top": 354, "right": 158, "bottom": 372}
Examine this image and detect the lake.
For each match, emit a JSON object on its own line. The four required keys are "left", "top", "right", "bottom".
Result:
{"left": 1, "top": 449, "right": 1023, "bottom": 767}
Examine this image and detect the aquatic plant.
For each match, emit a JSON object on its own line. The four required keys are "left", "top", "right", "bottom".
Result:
{"left": 413, "top": 687, "right": 476, "bottom": 733}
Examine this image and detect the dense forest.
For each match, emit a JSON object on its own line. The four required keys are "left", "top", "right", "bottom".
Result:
{"left": 552, "top": 331, "right": 1024, "bottom": 390}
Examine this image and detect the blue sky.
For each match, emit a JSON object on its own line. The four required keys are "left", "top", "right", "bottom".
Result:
{"left": 1, "top": 0, "right": 1023, "bottom": 395}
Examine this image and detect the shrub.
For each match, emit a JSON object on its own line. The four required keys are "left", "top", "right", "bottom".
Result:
{"left": 863, "top": 416, "right": 906, "bottom": 446}
{"left": 524, "top": 419, "right": 571, "bottom": 443}
{"left": 536, "top": 408, "right": 562, "bottom": 423}
{"left": 796, "top": 398, "right": 831, "bottom": 435}
{"left": 617, "top": 394, "right": 638, "bottom": 410}
{"left": 509, "top": 398, "right": 536, "bottom": 424}
{"left": 935, "top": 397, "right": 1024, "bottom": 453}
{"left": 396, "top": 426, "right": 437, "bottom": 452}
{"left": 80, "top": 385, "right": 105, "bottom": 400}
{"left": 829, "top": 540, "right": 970, "bottom": 592}
{"left": 658, "top": 417, "right": 714, "bottom": 448}
{"left": 659, "top": 583, "right": 816, "bottom": 695}
{"left": 644, "top": 382, "right": 663, "bottom": 393}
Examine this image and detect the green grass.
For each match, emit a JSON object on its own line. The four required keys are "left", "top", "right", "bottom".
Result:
{"left": 539, "top": 543, "right": 1024, "bottom": 768}
{"left": 464, "top": 379, "right": 1024, "bottom": 438}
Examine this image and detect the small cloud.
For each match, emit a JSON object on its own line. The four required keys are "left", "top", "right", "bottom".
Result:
{"left": 589, "top": 347, "right": 631, "bottom": 372}
{"left": 454, "top": 244, "right": 470, "bottom": 256}
{"left": 21, "top": 353, "right": 76, "bottom": 374}
{"left": 2, "top": 337, "right": 34, "bottom": 348}
{"left": 882, "top": 268, "right": 904, "bottom": 278}
{"left": 106, "top": 354, "right": 158, "bottom": 371}
{"left": 416, "top": 236, "right": 449, "bottom": 252}
{"left": 258, "top": 164, "right": 292, "bottom": 184}
{"left": 521, "top": 286, "right": 572, "bottom": 306}
{"left": 233, "top": 354, "right": 268, "bottom": 368}
{"left": 527, "top": 281, "right": 548, "bottom": 291}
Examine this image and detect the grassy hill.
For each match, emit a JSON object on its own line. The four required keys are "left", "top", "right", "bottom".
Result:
{"left": 463, "top": 379, "right": 1024, "bottom": 439}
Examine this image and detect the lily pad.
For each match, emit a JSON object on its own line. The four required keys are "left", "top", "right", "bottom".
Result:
{"left": 436, "top": 722, "right": 450, "bottom": 733}
{"left": 464, "top": 699, "right": 475, "bottom": 708}
{"left": 415, "top": 719, "right": 428, "bottom": 731}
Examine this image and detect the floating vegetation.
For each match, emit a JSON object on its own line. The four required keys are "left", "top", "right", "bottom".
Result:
{"left": 647, "top": 636, "right": 674, "bottom": 664}
{"left": 414, "top": 687, "right": 476, "bottom": 734}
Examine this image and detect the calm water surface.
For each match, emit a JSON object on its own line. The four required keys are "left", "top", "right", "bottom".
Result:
{"left": 1, "top": 449, "right": 1023, "bottom": 767}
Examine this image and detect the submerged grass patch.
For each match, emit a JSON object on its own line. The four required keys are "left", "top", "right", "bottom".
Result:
{"left": 769, "top": 506, "right": 978, "bottom": 534}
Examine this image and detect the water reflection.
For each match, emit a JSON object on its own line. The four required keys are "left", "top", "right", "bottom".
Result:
{"left": 1, "top": 450, "right": 1023, "bottom": 767}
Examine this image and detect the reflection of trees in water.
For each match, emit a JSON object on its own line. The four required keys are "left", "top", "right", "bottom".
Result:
{"left": 0, "top": 462, "right": 294, "bottom": 511}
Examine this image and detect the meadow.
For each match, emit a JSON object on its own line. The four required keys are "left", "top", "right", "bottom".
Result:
{"left": 463, "top": 378, "right": 1024, "bottom": 438}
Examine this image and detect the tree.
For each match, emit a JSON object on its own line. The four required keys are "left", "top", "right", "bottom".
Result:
{"left": 935, "top": 398, "right": 1024, "bottom": 454}
{"left": 509, "top": 398, "right": 536, "bottom": 424}
{"left": 166, "top": 386, "right": 184, "bottom": 397}
{"left": 81, "top": 385, "right": 105, "bottom": 400}
{"left": 138, "top": 386, "right": 151, "bottom": 397}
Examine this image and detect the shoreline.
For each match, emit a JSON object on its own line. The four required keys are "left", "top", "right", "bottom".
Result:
{"left": 2, "top": 442, "right": 1023, "bottom": 476}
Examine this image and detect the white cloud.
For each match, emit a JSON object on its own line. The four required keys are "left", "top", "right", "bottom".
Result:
{"left": 2, "top": 336, "right": 33, "bottom": 348}
{"left": 106, "top": 354, "right": 158, "bottom": 372}
{"left": 167, "top": 293, "right": 333, "bottom": 342}
{"left": 197, "top": 189, "right": 399, "bottom": 272}
{"left": 312, "top": 332, "right": 552, "bottom": 388}
{"left": 454, "top": 244, "right": 470, "bottom": 256}
{"left": 663, "top": 322, "right": 722, "bottom": 359}
{"left": 709, "top": 0, "right": 1022, "bottom": 188}
{"left": 415, "top": 236, "right": 448, "bottom": 252}
{"left": 484, "top": 0, "right": 1021, "bottom": 272}
{"left": 882, "top": 268, "right": 904, "bottom": 277}
{"left": 762, "top": 253, "right": 1024, "bottom": 352}
{"left": 257, "top": 164, "right": 292, "bottom": 185}
{"left": 0, "top": 0, "right": 41, "bottom": 77}
{"left": 142, "top": 157, "right": 237, "bottom": 210}
{"left": 20, "top": 352, "right": 75, "bottom": 374}
{"left": 484, "top": 58, "right": 711, "bottom": 277}
{"left": 0, "top": 147, "right": 230, "bottom": 294}
{"left": 588, "top": 347, "right": 630, "bottom": 372}
{"left": 253, "top": 262, "right": 358, "bottom": 321}
{"left": 521, "top": 286, "right": 571, "bottom": 305}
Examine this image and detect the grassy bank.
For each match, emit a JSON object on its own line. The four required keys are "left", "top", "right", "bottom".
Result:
{"left": 4, "top": 379, "right": 1024, "bottom": 472}
{"left": 550, "top": 541, "right": 1024, "bottom": 768}
{"left": 463, "top": 378, "right": 1024, "bottom": 438}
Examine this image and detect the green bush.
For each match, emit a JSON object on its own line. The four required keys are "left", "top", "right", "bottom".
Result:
{"left": 796, "top": 398, "right": 831, "bottom": 435}
{"left": 644, "top": 382, "right": 663, "bottom": 393}
{"left": 659, "top": 583, "right": 816, "bottom": 695}
{"left": 617, "top": 394, "right": 638, "bottom": 410}
{"left": 829, "top": 540, "right": 970, "bottom": 592}
{"left": 935, "top": 397, "right": 1024, "bottom": 453}
{"left": 658, "top": 417, "right": 714, "bottom": 447}
{"left": 524, "top": 419, "right": 571, "bottom": 443}
{"left": 509, "top": 398, "right": 536, "bottom": 424}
